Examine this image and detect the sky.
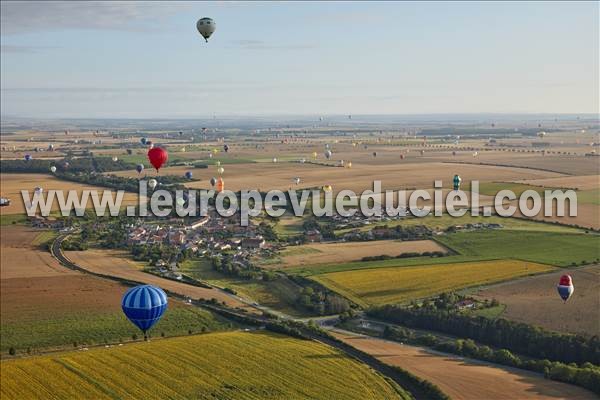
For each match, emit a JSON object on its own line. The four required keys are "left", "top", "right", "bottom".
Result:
{"left": 1, "top": 1, "right": 598, "bottom": 118}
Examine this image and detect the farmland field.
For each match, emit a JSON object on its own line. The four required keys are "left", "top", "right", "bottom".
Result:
{"left": 0, "top": 331, "right": 408, "bottom": 400}
{"left": 0, "top": 227, "right": 231, "bottom": 354}
{"left": 274, "top": 239, "right": 447, "bottom": 269}
{"left": 312, "top": 260, "right": 554, "bottom": 307}
{"left": 331, "top": 330, "right": 597, "bottom": 400}
{"left": 0, "top": 173, "right": 139, "bottom": 215}
{"left": 436, "top": 231, "right": 600, "bottom": 267}
{"left": 474, "top": 265, "right": 600, "bottom": 336}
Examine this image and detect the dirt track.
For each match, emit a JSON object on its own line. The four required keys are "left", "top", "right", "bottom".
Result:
{"left": 331, "top": 330, "right": 597, "bottom": 400}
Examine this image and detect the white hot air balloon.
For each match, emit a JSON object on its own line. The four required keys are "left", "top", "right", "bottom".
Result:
{"left": 34, "top": 187, "right": 43, "bottom": 195}
{"left": 148, "top": 179, "right": 158, "bottom": 190}
{"left": 197, "top": 18, "right": 216, "bottom": 42}
{"left": 112, "top": 156, "right": 118, "bottom": 162}
{"left": 50, "top": 166, "right": 57, "bottom": 173}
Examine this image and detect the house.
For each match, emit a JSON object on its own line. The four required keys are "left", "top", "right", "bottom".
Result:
{"left": 241, "top": 237, "right": 266, "bottom": 249}
{"left": 305, "top": 229, "right": 322, "bottom": 243}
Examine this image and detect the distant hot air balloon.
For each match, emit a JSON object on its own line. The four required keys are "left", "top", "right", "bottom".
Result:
{"left": 372, "top": 151, "right": 377, "bottom": 158}
{"left": 312, "top": 151, "right": 318, "bottom": 159}
{"left": 48, "top": 144, "right": 54, "bottom": 151}
{"left": 217, "top": 166, "right": 224, "bottom": 175}
{"left": 400, "top": 154, "right": 405, "bottom": 160}
{"left": 420, "top": 150, "right": 425, "bottom": 156}
{"left": 34, "top": 187, "right": 43, "bottom": 195}
{"left": 112, "top": 156, "right": 118, "bottom": 162}
{"left": 322, "top": 185, "right": 333, "bottom": 193}
{"left": 50, "top": 166, "right": 57, "bottom": 173}
{"left": 140, "top": 137, "right": 147, "bottom": 145}
{"left": 300, "top": 158, "right": 306, "bottom": 164}
{"left": 24, "top": 154, "right": 32, "bottom": 161}
{"left": 452, "top": 151, "right": 457, "bottom": 156}
{"left": 472, "top": 151, "right": 478, "bottom": 157}
{"left": 325, "top": 150, "right": 332, "bottom": 160}
{"left": 148, "top": 147, "right": 168, "bottom": 171}
{"left": 557, "top": 275, "right": 574, "bottom": 302}
{"left": 148, "top": 179, "right": 158, "bottom": 190}
{"left": 216, "top": 177, "right": 225, "bottom": 193}
{"left": 293, "top": 177, "right": 301, "bottom": 185}
{"left": 210, "top": 177, "right": 217, "bottom": 187}
{"left": 453, "top": 175, "right": 462, "bottom": 191}
{"left": 185, "top": 171, "right": 193, "bottom": 179}
{"left": 223, "top": 144, "right": 229, "bottom": 153}
{"left": 121, "top": 285, "right": 168, "bottom": 340}
{"left": 346, "top": 161, "right": 352, "bottom": 168}
{"left": 272, "top": 157, "right": 278, "bottom": 163}
{"left": 136, "top": 164, "right": 144, "bottom": 174}
{"left": 537, "top": 131, "right": 547, "bottom": 138}
{"left": 216, "top": 161, "right": 221, "bottom": 167}
{"left": 197, "top": 17, "right": 216, "bottom": 42}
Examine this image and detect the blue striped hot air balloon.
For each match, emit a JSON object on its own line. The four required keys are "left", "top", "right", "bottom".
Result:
{"left": 121, "top": 285, "right": 168, "bottom": 339}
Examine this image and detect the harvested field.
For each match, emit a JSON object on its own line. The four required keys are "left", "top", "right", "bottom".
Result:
{"left": 312, "top": 260, "right": 554, "bottom": 307}
{"left": 0, "top": 331, "right": 407, "bottom": 400}
{"left": 65, "top": 249, "right": 253, "bottom": 311}
{"left": 0, "top": 173, "right": 138, "bottom": 215}
{"left": 515, "top": 175, "right": 600, "bottom": 190}
{"left": 474, "top": 265, "right": 600, "bottom": 336}
{"left": 331, "top": 330, "right": 597, "bottom": 400}
{"left": 275, "top": 240, "right": 447, "bottom": 269}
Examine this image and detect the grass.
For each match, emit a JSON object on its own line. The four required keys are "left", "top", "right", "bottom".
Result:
{"left": 0, "top": 214, "right": 27, "bottom": 226}
{"left": 1, "top": 331, "right": 408, "bottom": 400}
{"left": 179, "top": 259, "right": 309, "bottom": 317}
{"left": 1, "top": 304, "right": 234, "bottom": 354}
{"left": 30, "top": 231, "right": 58, "bottom": 246}
{"left": 472, "top": 182, "right": 557, "bottom": 197}
{"left": 335, "top": 214, "right": 585, "bottom": 235}
{"left": 273, "top": 216, "right": 305, "bottom": 238}
{"left": 472, "top": 304, "right": 507, "bottom": 319}
{"left": 436, "top": 230, "right": 600, "bottom": 267}
{"left": 311, "top": 260, "right": 554, "bottom": 307}
{"left": 577, "top": 189, "right": 600, "bottom": 206}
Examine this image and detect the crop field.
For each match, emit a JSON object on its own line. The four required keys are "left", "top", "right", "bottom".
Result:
{"left": 311, "top": 260, "right": 554, "bottom": 307}
{"left": 474, "top": 264, "right": 600, "bottom": 336}
{"left": 515, "top": 175, "right": 600, "bottom": 191}
{"left": 274, "top": 240, "right": 447, "bottom": 269}
{"left": 0, "top": 173, "right": 139, "bottom": 215}
{"left": 331, "top": 330, "right": 597, "bottom": 400}
{"left": 0, "top": 227, "right": 231, "bottom": 354}
{"left": 0, "top": 331, "right": 408, "bottom": 400}
{"left": 65, "top": 249, "right": 254, "bottom": 311}
{"left": 436, "top": 231, "right": 600, "bottom": 267}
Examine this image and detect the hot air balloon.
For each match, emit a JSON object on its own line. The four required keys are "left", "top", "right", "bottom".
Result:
{"left": 112, "top": 156, "right": 119, "bottom": 162}
{"left": 472, "top": 151, "right": 478, "bottom": 157}
{"left": 300, "top": 158, "right": 306, "bottom": 164}
{"left": 325, "top": 150, "right": 332, "bottom": 160}
{"left": 216, "top": 177, "right": 225, "bottom": 193}
{"left": 210, "top": 177, "right": 217, "bottom": 187}
{"left": 420, "top": 150, "right": 425, "bottom": 156}
{"left": 140, "top": 137, "right": 147, "bottom": 145}
{"left": 216, "top": 161, "right": 221, "bottom": 167}
{"left": 148, "top": 147, "right": 168, "bottom": 172}
{"left": 208, "top": 152, "right": 213, "bottom": 159}
{"left": 557, "top": 275, "right": 574, "bottom": 302}
{"left": 50, "top": 166, "right": 57, "bottom": 173}
{"left": 217, "top": 166, "right": 224, "bottom": 175}
{"left": 63, "top": 161, "right": 70, "bottom": 168}
{"left": 272, "top": 157, "right": 278, "bottom": 163}
{"left": 312, "top": 151, "right": 318, "bottom": 159}
{"left": 537, "top": 131, "right": 547, "bottom": 138}
{"left": 372, "top": 151, "right": 377, "bottom": 158}
{"left": 121, "top": 285, "right": 168, "bottom": 340}
{"left": 185, "top": 171, "right": 193, "bottom": 179}
{"left": 453, "top": 175, "right": 462, "bottom": 191}
{"left": 346, "top": 161, "right": 352, "bottom": 168}
{"left": 136, "top": 164, "right": 144, "bottom": 174}
{"left": 400, "top": 154, "right": 405, "bottom": 160}
{"left": 179, "top": 131, "right": 183, "bottom": 136}
{"left": 293, "top": 177, "right": 301, "bottom": 185}
{"left": 48, "top": 144, "right": 54, "bottom": 151}
{"left": 197, "top": 17, "right": 216, "bottom": 42}
{"left": 223, "top": 144, "right": 229, "bottom": 153}
{"left": 24, "top": 154, "right": 32, "bottom": 161}
{"left": 148, "top": 179, "right": 158, "bottom": 190}
{"left": 34, "top": 187, "right": 43, "bottom": 195}
{"left": 322, "top": 185, "right": 333, "bottom": 193}
{"left": 146, "top": 141, "right": 154, "bottom": 149}
{"left": 452, "top": 151, "right": 457, "bottom": 156}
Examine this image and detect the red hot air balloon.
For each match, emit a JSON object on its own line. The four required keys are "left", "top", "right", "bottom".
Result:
{"left": 148, "top": 147, "right": 168, "bottom": 172}
{"left": 557, "top": 274, "right": 574, "bottom": 303}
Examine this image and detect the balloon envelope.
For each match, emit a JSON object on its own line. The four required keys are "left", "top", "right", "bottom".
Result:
{"left": 148, "top": 147, "right": 168, "bottom": 171}
{"left": 136, "top": 164, "right": 144, "bottom": 174}
{"left": 197, "top": 17, "right": 216, "bottom": 42}
{"left": 50, "top": 166, "right": 57, "bottom": 173}
{"left": 557, "top": 275, "right": 574, "bottom": 302}
{"left": 121, "top": 285, "right": 168, "bottom": 333}
{"left": 185, "top": 171, "right": 193, "bottom": 179}
{"left": 148, "top": 179, "right": 158, "bottom": 189}
{"left": 24, "top": 154, "right": 32, "bottom": 161}
{"left": 210, "top": 177, "right": 217, "bottom": 187}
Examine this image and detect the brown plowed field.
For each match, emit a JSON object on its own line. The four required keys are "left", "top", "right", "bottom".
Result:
{"left": 331, "top": 329, "right": 597, "bottom": 400}
{"left": 474, "top": 265, "right": 600, "bottom": 336}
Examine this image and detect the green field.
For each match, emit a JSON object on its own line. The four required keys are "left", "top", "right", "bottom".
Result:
{"left": 292, "top": 230, "right": 599, "bottom": 276}
{"left": 436, "top": 231, "right": 600, "bottom": 267}
{"left": 472, "top": 182, "right": 557, "bottom": 197}
{"left": 1, "top": 332, "right": 409, "bottom": 400}
{"left": 1, "top": 304, "right": 234, "bottom": 354}
{"left": 577, "top": 189, "right": 600, "bottom": 206}
{"left": 180, "top": 259, "right": 308, "bottom": 317}
{"left": 312, "top": 260, "right": 554, "bottom": 307}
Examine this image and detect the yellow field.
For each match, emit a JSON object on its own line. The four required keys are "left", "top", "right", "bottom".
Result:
{"left": 0, "top": 173, "right": 138, "bottom": 215}
{"left": 275, "top": 240, "right": 447, "bottom": 269}
{"left": 312, "top": 260, "right": 555, "bottom": 307}
{"left": 0, "top": 331, "right": 407, "bottom": 400}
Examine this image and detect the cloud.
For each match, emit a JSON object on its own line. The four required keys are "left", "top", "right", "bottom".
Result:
{"left": 1, "top": 1, "right": 187, "bottom": 35}
{"left": 228, "top": 39, "right": 316, "bottom": 50}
